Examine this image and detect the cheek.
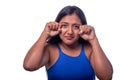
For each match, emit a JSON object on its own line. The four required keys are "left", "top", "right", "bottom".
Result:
{"left": 61, "top": 28, "right": 67, "bottom": 32}
{"left": 74, "top": 30, "right": 80, "bottom": 34}
{"left": 59, "top": 29, "right": 66, "bottom": 39}
{"left": 59, "top": 31, "right": 64, "bottom": 37}
{"left": 74, "top": 30, "right": 80, "bottom": 38}
{"left": 60, "top": 28, "right": 67, "bottom": 35}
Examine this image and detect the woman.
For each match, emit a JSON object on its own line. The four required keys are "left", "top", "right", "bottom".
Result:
{"left": 23, "top": 5, "right": 113, "bottom": 80}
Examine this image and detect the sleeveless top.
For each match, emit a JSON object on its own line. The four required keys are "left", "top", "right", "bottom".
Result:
{"left": 46, "top": 44, "right": 95, "bottom": 80}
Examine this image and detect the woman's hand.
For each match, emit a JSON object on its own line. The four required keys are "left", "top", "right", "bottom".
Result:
{"left": 79, "top": 25, "right": 96, "bottom": 42}
{"left": 43, "top": 22, "right": 61, "bottom": 38}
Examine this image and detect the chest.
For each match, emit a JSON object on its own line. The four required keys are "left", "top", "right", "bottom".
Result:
{"left": 47, "top": 48, "right": 95, "bottom": 80}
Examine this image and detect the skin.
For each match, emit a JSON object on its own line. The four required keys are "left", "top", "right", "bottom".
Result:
{"left": 23, "top": 13, "right": 113, "bottom": 80}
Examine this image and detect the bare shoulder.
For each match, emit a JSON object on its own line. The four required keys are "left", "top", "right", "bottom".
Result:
{"left": 45, "top": 43, "right": 57, "bottom": 51}
{"left": 84, "top": 43, "right": 92, "bottom": 60}
{"left": 45, "top": 43, "right": 59, "bottom": 69}
{"left": 46, "top": 43, "right": 58, "bottom": 58}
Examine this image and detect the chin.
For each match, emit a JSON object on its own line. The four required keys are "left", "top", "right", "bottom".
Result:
{"left": 64, "top": 41, "right": 75, "bottom": 46}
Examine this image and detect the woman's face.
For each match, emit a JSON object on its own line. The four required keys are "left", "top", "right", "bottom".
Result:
{"left": 59, "top": 13, "right": 82, "bottom": 45}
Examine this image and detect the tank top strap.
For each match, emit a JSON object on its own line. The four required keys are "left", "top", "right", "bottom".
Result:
{"left": 56, "top": 43, "right": 62, "bottom": 52}
{"left": 56, "top": 43, "right": 85, "bottom": 57}
{"left": 57, "top": 44, "right": 84, "bottom": 50}
{"left": 74, "top": 43, "right": 85, "bottom": 58}
{"left": 81, "top": 43, "right": 84, "bottom": 53}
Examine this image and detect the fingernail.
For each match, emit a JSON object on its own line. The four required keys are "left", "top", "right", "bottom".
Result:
{"left": 80, "top": 30, "right": 83, "bottom": 33}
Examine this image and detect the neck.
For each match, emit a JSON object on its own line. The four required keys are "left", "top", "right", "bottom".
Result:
{"left": 60, "top": 42, "right": 81, "bottom": 50}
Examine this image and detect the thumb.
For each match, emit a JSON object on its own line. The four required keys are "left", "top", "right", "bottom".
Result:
{"left": 79, "top": 30, "right": 83, "bottom": 34}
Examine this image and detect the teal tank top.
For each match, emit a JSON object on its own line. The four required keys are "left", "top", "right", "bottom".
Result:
{"left": 46, "top": 44, "right": 95, "bottom": 80}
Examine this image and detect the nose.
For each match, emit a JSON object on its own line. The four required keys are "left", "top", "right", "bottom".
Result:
{"left": 67, "top": 27, "right": 73, "bottom": 34}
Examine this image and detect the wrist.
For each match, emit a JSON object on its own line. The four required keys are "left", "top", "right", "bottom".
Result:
{"left": 89, "top": 36, "right": 98, "bottom": 46}
{"left": 41, "top": 31, "right": 51, "bottom": 40}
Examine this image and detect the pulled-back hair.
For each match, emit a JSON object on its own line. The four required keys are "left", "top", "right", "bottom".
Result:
{"left": 48, "top": 5, "right": 89, "bottom": 44}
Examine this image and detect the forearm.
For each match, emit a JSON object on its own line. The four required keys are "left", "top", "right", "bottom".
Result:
{"left": 90, "top": 37, "right": 113, "bottom": 79}
{"left": 23, "top": 32, "right": 49, "bottom": 71}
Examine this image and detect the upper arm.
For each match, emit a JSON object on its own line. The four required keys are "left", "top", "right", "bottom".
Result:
{"left": 84, "top": 44, "right": 96, "bottom": 73}
{"left": 89, "top": 47, "right": 113, "bottom": 79}
{"left": 38, "top": 44, "right": 50, "bottom": 68}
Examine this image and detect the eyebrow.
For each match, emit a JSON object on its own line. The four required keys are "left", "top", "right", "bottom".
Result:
{"left": 60, "top": 22, "right": 81, "bottom": 25}
{"left": 60, "top": 22, "right": 68, "bottom": 24}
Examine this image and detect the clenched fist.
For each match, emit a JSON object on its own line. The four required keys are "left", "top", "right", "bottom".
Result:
{"left": 43, "top": 22, "right": 61, "bottom": 38}
{"left": 79, "top": 25, "right": 96, "bottom": 42}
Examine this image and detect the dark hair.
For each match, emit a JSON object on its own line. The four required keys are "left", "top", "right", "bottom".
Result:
{"left": 48, "top": 5, "right": 88, "bottom": 44}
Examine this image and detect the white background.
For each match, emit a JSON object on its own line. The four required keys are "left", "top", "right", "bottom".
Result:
{"left": 0, "top": 0, "right": 119, "bottom": 80}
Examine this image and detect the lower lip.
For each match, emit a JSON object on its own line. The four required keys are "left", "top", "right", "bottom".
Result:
{"left": 65, "top": 36, "right": 73, "bottom": 40}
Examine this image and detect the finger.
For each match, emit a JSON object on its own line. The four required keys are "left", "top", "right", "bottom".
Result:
{"left": 53, "top": 22, "right": 58, "bottom": 30}
{"left": 58, "top": 23, "right": 62, "bottom": 32}
{"left": 80, "top": 25, "right": 84, "bottom": 31}
{"left": 58, "top": 23, "right": 62, "bottom": 29}
{"left": 86, "top": 25, "right": 94, "bottom": 34}
{"left": 46, "top": 22, "right": 51, "bottom": 30}
{"left": 48, "top": 22, "right": 53, "bottom": 30}
{"left": 79, "top": 25, "right": 82, "bottom": 34}
{"left": 52, "top": 22, "right": 56, "bottom": 30}
{"left": 56, "top": 22, "right": 60, "bottom": 30}
{"left": 79, "top": 25, "right": 85, "bottom": 34}
{"left": 85, "top": 27, "right": 91, "bottom": 34}
{"left": 79, "top": 29, "right": 83, "bottom": 34}
{"left": 80, "top": 25, "right": 91, "bottom": 34}
{"left": 50, "top": 22, "right": 58, "bottom": 30}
